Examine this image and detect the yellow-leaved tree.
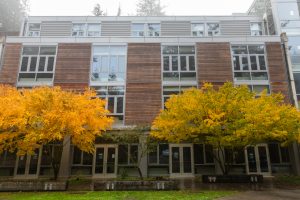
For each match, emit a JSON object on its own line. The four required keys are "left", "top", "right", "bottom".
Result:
{"left": 0, "top": 85, "right": 113, "bottom": 179}
{"left": 151, "top": 82, "right": 300, "bottom": 175}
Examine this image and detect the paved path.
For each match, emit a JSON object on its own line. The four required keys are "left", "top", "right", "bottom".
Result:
{"left": 218, "top": 189, "right": 300, "bottom": 200}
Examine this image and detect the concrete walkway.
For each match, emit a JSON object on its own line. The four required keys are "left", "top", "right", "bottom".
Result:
{"left": 218, "top": 189, "right": 300, "bottom": 200}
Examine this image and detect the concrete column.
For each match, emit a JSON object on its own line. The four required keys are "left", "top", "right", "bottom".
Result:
{"left": 289, "top": 142, "right": 300, "bottom": 176}
{"left": 214, "top": 148, "right": 225, "bottom": 175}
{"left": 138, "top": 133, "right": 148, "bottom": 178}
{"left": 58, "top": 135, "right": 71, "bottom": 179}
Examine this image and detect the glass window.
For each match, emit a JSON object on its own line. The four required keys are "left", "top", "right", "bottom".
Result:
{"left": 118, "top": 145, "right": 128, "bottom": 164}
{"left": 72, "top": 24, "right": 85, "bottom": 37}
{"left": 87, "top": 24, "right": 101, "bottom": 37}
{"left": 248, "top": 45, "right": 265, "bottom": 54}
{"left": 194, "top": 144, "right": 204, "bottom": 164}
{"left": 250, "top": 23, "right": 263, "bottom": 36}
{"left": 132, "top": 23, "right": 144, "bottom": 36}
{"left": 294, "top": 73, "right": 300, "bottom": 94}
{"left": 147, "top": 23, "right": 160, "bottom": 36}
{"left": 118, "top": 144, "right": 138, "bottom": 165}
{"left": 28, "top": 23, "right": 40, "bottom": 37}
{"left": 192, "top": 23, "right": 205, "bottom": 37}
{"left": 207, "top": 23, "right": 220, "bottom": 36}
{"left": 232, "top": 46, "right": 248, "bottom": 54}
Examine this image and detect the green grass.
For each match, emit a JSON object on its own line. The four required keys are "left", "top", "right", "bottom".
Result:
{"left": 274, "top": 175, "right": 300, "bottom": 186}
{"left": 0, "top": 191, "right": 235, "bottom": 200}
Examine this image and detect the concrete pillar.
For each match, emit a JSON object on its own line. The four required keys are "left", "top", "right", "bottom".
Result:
{"left": 289, "top": 142, "right": 300, "bottom": 176}
{"left": 58, "top": 135, "right": 71, "bottom": 179}
{"left": 214, "top": 148, "right": 225, "bottom": 175}
{"left": 138, "top": 133, "right": 148, "bottom": 178}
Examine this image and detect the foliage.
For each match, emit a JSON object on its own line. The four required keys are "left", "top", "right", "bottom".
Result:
{"left": 0, "top": 0, "right": 29, "bottom": 32}
{"left": 92, "top": 3, "right": 107, "bottom": 16}
{"left": 151, "top": 82, "right": 300, "bottom": 174}
{"left": 0, "top": 85, "right": 113, "bottom": 155}
{"left": 136, "top": 0, "right": 165, "bottom": 16}
{"left": 0, "top": 191, "right": 235, "bottom": 200}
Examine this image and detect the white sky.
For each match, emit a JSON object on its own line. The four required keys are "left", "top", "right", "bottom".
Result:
{"left": 29, "top": 0, "right": 254, "bottom": 16}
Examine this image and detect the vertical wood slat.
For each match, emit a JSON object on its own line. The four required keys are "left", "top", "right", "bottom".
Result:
{"left": 125, "top": 43, "right": 162, "bottom": 126}
{"left": 0, "top": 43, "right": 22, "bottom": 85}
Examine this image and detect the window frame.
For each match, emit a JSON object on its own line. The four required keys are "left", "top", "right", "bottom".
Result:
{"left": 27, "top": 23, "right": 41, "bottom": 37}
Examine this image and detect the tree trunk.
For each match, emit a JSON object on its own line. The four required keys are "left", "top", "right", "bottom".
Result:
{"left": 137, "top": 167, "right": 144, "bottom": 181}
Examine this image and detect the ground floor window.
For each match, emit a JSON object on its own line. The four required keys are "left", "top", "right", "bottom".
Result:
{"left": 118, "top": 144, "right": 138, "bottom": 165}
{"left": 71, "top": 146, "right": 93, "bottom": 175}
{"left": 40, "top": 144, "right": 63, "bottom": 176}
{"left": 148, "top": 144, "right": 169, "bottom": 165}
{"left": 0, "top": 151, "right": 16, "bottom": 176}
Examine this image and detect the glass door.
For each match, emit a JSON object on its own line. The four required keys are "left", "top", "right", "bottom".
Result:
{"left": 93, "top": 145, "right": 117, "bottom": 178}
{"left": 169, "top": 144, "right": 194, "bottom": 178}
{"left": 15, "top": 149, "right": 41, "bottom": 179}
{"left": 245, "top": 144, "right": 271, "bottom": 176}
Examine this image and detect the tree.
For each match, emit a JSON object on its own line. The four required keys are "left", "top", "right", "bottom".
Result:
{"left": 0, "top": 0, "right": 29, "bottom": 32}
{"left": 0, "top": 85, "right": 113, "bottom": 179}
{"left": 92, "top": 3, "right": 106, "bottom": 16}
{"left": 136, "top": 0, "right": 165, "bottom": 16}
{"left": 151, "top": 82, "right": 300, "bottom": 175}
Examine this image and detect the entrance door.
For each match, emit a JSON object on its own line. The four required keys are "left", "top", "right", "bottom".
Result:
{"left": 14, "top": 149, "right": 41, "bottom": 179}
{"left": 169, "top": 144, "right": 194, "bottom": 178}
{"left": 245, "top": 144, "right": 271, "bottom": 176}
{"left": 93, "top": 145, "right": 118, "bottom": 178}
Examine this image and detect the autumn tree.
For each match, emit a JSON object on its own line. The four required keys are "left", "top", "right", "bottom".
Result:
{"left": 151, "top": 82, "right": 300, "bottom": 175}
{"left": 92, "top": 3, "right": 107, "bottom": 16}
{"left": 0, "top": 85, "right": 113, "bottom": 179}
{"left": 136, "top": 0, "right": 165, "bottom": 16}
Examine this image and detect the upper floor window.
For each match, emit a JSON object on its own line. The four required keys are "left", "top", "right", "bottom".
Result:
{"left": 18, "top": 46, "right": 57, "bottom": 83}
{"left": 162, "top": 46, "right": 196, "bottom": 82}
{"left": 131, "top": 23, "right": 160, "bottom": 37}
{"left": 191, "top": 23, "right": 205, "bottom": 37}
{"left": 87, "top": 24, "right": 101, "bottom": 37}
{"left": 91, "top": 46, "right": 126, "bottom": 83}
{"left": 250, "top": 23, "right": 263, "bottom": 36}
{"left": 207, "top": 23, "right": 220, "bottom": 36}
{"left": 27, "top": 23, "right": 41, "bottom": 37}
{"left": 72, "top": 24, "right": 85, "bottom": 37}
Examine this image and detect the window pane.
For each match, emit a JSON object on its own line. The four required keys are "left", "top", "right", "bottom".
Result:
{"left": 110, "top": 46, "right": 126, "bottom": 55}
{"left": 88, "top": 24, "right": 100, "bottom": 31}
{"left": 40, "top": 47, "right": 56, "bottom": 55}
{"left": 248, "top": 45, "right": 265, "bottom": 54}
{"left": 118, "top": 145, "right": 128, "bottom": 164}
{"left": 234, "top": 72, "right": 251, "bottom": 80}
{"left": 172, "top": 56, "right": 178, "bottom": 71}
{"left": 250, "top": 56, "right": 258, "bottom": 70}
{"left": 241, "top": 56, "right": 249, "bottom": 70}
{"left": 179, "top": 46, "right": 195, "bottom": 54}
{"left": 21, "top": 57, "right": 29, "bottom": 71}
{"left": 251, "top": 72, "right": 268, "bottom": 80}
{"left": 163, "top": 56, "right": 170, "bottom": 71}
{"left": 268, "top": 144, "right": 280, "bottom": 164}
{"left": 18, "top": 73, "right": 35, "bottom": 81}
{"left": 189, "top": 56, "right": 195, "bottom": 71}
{"left": 101, "top": 56, "right": 109, "bottom": 72}
{"left": 47, "top": 57, "right": 55, "bottom": 71}
{"left": 82, "top": 152, "right": 93, "bottom": 165}
{"left": 23, "top": 47, "right": 39, "bottom": 55}
{"left": 73, "top": 147, "right": 82, "bottom": 165}
{"left": 253, "top": 85, "right": 270, "bottom": 94}
{"left": 163, "top": 46, "right": 178, "bottom": 54}
{"left": 235, "top": 148, "right": 245, "bottom": 164}
{"left": 232, "top": 46, "right": 248, "bottom": 54}
{"left": 163, "top": 72, "right": 179, "bottom": 81}
{"left": 192, "top": 23, "right": 204, "bottom": 37}
{"left": 180, "top": 56, "right": 187, "bottom": 71}
{"left": 132, "top": 24, "right": 144, "bottom": 31}
{"left": 194, "top": 144, "right": 204, "bottom": 164}
{"left": 130, "top": 145, "right": 138, "bottom": 164}
{"left": 108, "top": 97, "right": 115, "bottom": 113}
{"left": 38, "top": 57, "right": 46, "bottom": 72}
{"left": 109, "top": 56, "right": 117, "bottom": 81}
{"left": 118, "top": 56, "right": 125, "bottom": 73}
{"left": 163, "top": 86, "right": 180, "bottom": 95}
{"left": 294, "top": 73, "right": 300, "bottom": 94}
{"left": 159, "top": 144, "right": 169, "bottom": 164}
{"left": 233, "top": 56, "right": 240, "bottom": 71}
{"left": 29, "top": 23, "right": 40, "bottom": 30}
{"left": 180, "top": 72, "right": 196, "bottom": 81}
{"left": 280, "top": 147, "right": 290, "bottom": 163}
{"left": 116, "top": 97, "right": 123, "bottom": 114}
{"left": 205, "top": 145, "right": 214, "bottom": 163}
{"left": 29, "top": 57, "right": 37, "bottom": 71}
{"left": 149, "top": 147, "right": 157, "bottom": 164}
{"left": 259, "top": 56, "right": 266, "bottom": 70}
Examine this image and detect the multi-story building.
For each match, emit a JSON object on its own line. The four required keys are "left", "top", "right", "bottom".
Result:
{"left": 0, "top": 15, "right": 299, "bottom": 179}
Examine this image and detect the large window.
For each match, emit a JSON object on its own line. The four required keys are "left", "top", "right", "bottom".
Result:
{"left": 131, "top": 23, "right": 160, "bottom": 37}
{"left": 18, "top": 46, "right": 56, "bottom": 84}
{"left": 268, "top": 143, "right": 290, "bottom": 164}
{"left": 118, "top": 144, "right": 138, "bottom": 165}
{"left": 27, "top": 23, "right": 41, "bottom": 37}
{"left": 250, "top": 22, "right": 263, "bottom": 36}
{"left": 87, "top": 24, "right": 101, "bottom": 37}
{"left": 207, "top": 23, "right": 220, "bottom": 36}
{"left": 92, "top": 86, "right": 125, "bottom": 124}
{"left": 71, "top": 146, "right": 93, "bottom": 175}
{"left": 163, "top": 85, "right": 197, "bottom": 107}
{"left": 91, "top": 46, "right": 126, "bottom": 83}
{"left": 149, "top": 144, "right": 169, "bottom": 165}
{"left": 0, "top": 151, "right": 16, "bottom": 176}
{"left": 191, "top": 23, "right": 205, "bottom": 37}
{"left": 40, "top": 144, "right": 63, "bottom": 176}
{"left": 72, "top": 24, "right": 86, "bottom": 37}
{"left": 231, "top": 45, "right": 270, "bottom": 94}
{"left": 193, "top": 144, "right": 214, "bottom": 165}
{"left": 162, "top": 46, "right": 196, "bottom": 82}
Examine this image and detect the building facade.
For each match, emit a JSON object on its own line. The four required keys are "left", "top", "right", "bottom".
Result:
{"left": 0, "top": 15, "right": 299, "bottom": 179}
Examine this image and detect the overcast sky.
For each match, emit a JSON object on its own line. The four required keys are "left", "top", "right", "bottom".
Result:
{"left": 29, "top": 0, "right": 254, "bottom": 16}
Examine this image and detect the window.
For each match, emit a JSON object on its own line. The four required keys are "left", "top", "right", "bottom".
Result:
{"left": 250, "top": 22, "right": 263, "bottom": 36}
{"left": 71, "top": 146, "right": 93, "bottom": 175}
{"left": 162, "top": 46, "right": 196, "bottom": 82}
{"left": 131, "top": 23, "right": 160, "bottom": 37}
{"left": 92, "top": 86, "right": 125, "bottom": 124}
{"left": 0, "top": 151, "right": 16, "bottom": 176}
{"left": 193, "top": 144, "right": 214, "bottom": 165}
{"left": 40, "top": 144, "right": 63, "bottom": 176}
{"left": 163, "top": 85, "right": 196, "bottom": 108}
{"left": 192, "top": 23, "right": 205, "bottom": 37}
{"left": 27, "top": 23, "right": 40, "bottom": 37}
{"left": 72, "top": 24, "right": 85, "bottom": 37}
{"left": 87, "top": 24, "right": 101, "bottom": 36}
{"left": 231, "top": 45, "right": 270, "bottom": 94}
{"left": 268, "top": 143, "right": 290, "bottom": 164}
{"left": 18, "top": 46, "right": 56, "bottom": 83}
{"left": 207, "top": 23, "right": 220, "bottom": 36}
{"left": 225, "top": 148, "right": 245, "bottom": 164}
{"left": 118, "top": 144, "right": 138, "bottom": 165}
{"left": 91, "top": 46, "right": 126, "bottom": 83}
{"left": 149, "top": 144, "right": 169, "bottom": 165}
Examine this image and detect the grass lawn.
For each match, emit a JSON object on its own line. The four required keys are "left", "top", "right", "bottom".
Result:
{"left": 0, "top": 191, "right": 235, "bottom": 200}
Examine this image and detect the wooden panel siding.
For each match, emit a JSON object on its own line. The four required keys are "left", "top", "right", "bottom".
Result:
{"left": 266, "top": 42, "right": 291, "bottom": 102}
{"left": 54, "top": 43, "right": 91, "bottom": 91}
{"left": 197, "top": 42, "right": 233, "bottom": 86}
{"left": 0, "top": 43, "right": 22, "bottom": 85}
{"left": 125, "top": 43, "right": 162, "bottom": 126}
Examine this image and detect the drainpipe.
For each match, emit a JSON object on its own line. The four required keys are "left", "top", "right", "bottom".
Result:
{"left": 281, "top": 32, "right": 300, "bottom": 176}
